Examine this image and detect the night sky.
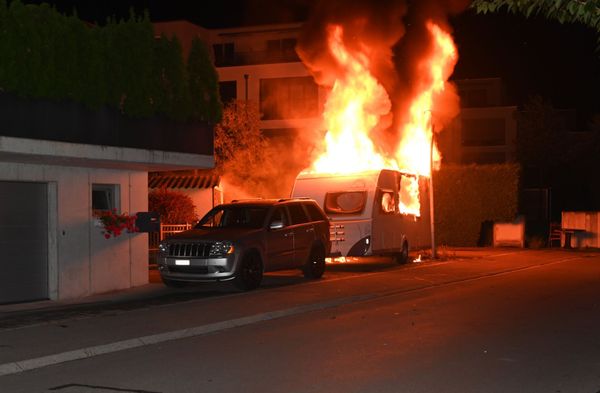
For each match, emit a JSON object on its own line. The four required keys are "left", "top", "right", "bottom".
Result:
{"left": 20, "top": 0, "right": 600, "bottom": 128}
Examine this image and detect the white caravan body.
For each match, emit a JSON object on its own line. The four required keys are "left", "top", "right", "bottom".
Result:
{"left": 291, "top": 169, "right": 431, "bottom": 258}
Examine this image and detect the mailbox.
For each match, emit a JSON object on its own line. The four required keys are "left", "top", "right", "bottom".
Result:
{"left": 135, "top": 211, "right": 160, "bottom": 233}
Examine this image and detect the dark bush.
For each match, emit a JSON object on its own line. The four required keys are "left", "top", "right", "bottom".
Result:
{"left": 0, "top": 0, "right": 221, "bottom": 122}
{"left": 149, "top": 188, "right": 197, "bottom": 224}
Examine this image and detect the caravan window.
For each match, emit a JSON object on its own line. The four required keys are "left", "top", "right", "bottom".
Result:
{"left": 324, "top": 191, "right": 367, "bottom": 215}
{"left": 379, "top": 190, "right": 396, "bottom": 214}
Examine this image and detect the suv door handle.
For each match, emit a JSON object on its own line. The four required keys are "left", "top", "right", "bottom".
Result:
{"left": 305, "top": 227, "right": 314, "bottom": 233}
{"left": 284, "top": 232, "right": 293, "bottom": 237}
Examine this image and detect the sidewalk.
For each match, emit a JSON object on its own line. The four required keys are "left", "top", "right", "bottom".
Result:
{"left": 0, "top": 268, "right": 215, "bottom": 330}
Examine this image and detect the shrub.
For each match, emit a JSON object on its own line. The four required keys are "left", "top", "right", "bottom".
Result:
{"left": 0, "top": 1, "right": 220, "bottom": 122}
{"left": 434, "top": 163, "right": 520, "bottom": 246}
{"left": 149, "top": 188, "right": 197, "bottom": 224}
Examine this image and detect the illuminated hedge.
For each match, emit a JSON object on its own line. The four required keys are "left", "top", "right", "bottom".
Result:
{"left": 0, "top": 0, "right": 221, "bottom": 122}
{"left": 434, "top": 163, "right": 520, "bottom": 246}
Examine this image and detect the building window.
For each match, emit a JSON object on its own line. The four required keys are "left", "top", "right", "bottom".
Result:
{"left": 213, "top": 42, "right": 235, "bottom": 66}
{"left": 266, "top": 38, "right": 297, "bottom": 57}
{"left": 92, "top": 184, "right": 119, "bottom": 212}
{"left": 459, "top": 88, "right": 489, "bottom": 107}
{"left": 219, "top": 81, "right": 237, "bottom": 105}
{"left": 260, "top": 77, "right": 318, "bottom": 120}
{"left": 461, "top": 118, "right": 506, "bottom": 146}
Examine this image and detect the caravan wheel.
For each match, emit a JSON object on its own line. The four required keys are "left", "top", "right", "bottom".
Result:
{"left": 394, "top": 241, "right": 409, "bottom": 264}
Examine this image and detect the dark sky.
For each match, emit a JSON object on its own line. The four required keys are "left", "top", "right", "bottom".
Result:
{"left": 19, "top": 0, "right": 600, "bottom": 128}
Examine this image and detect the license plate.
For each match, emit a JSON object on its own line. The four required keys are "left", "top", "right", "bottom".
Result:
{"left": 175, "top": 259, "right": 190, "bottom": 266}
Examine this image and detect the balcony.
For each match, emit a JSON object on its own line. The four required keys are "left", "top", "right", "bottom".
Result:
{"left": 214, "top": 50, "right": 301, "bottom": 67}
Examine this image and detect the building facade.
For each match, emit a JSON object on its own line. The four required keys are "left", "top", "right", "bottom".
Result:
{"left": 439, "top": 78, "right": 518, "bottom": 165}
{"left": 0, "top": 94, "right": 213, "bottom": 304}
{"left": 208, "top": 23, "right": 324, "bottom": 138}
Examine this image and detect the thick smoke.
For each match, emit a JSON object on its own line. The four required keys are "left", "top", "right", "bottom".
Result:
{"left": 297, "top": 0, "right": 407, "bottom": 94}
{"left": 297, "top": 0, "right": 470, "bottom": 157}
{"left": 216, "top": 100, "right": 315, "bottom": 201}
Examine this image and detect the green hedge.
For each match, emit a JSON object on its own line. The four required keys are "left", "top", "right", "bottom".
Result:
{"left": 434, "top": 163, "right": 520, "bottom": 246}
{"left": 0, "top": 0, "right": 221, "bottom": 122}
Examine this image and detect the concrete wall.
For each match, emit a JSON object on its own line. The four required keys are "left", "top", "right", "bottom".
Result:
{"left": 0, "top": 161, "right": 148, "bottom": 300}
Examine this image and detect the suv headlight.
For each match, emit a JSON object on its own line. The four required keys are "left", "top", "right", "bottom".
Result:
{"left": 209, "top": 241, "right": 234, "bottom": 257}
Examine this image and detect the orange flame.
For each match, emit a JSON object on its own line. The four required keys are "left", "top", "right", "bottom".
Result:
{"left": 305, "top": 21, "right": 458, "bottom": 216}
{"left": 310, "top": 25, "right": 395, "bottom": 174}
{"left": 395, "top": 22, "right": 458, "bottom": 177}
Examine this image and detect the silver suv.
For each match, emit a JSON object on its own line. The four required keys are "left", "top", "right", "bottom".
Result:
{"left": 157, "top": 198, "right": 331, "bottom": 290}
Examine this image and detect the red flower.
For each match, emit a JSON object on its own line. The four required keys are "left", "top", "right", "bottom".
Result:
{"left": 94, "top": 210, "right": 140, "bottom": 239}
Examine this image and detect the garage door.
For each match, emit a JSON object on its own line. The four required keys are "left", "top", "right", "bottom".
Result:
{"left": 0, "top": 181, "right": 48, "bottom": 304}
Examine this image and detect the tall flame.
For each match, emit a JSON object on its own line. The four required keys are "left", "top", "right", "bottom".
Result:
{"left": 395, "top": 22, "right": 458, "bottom": 177}
{"left": 305, "top": 21, "right": 458, "bottom": 216}
{"left": 310, "top": 25, "right": 395, "bottom": 174}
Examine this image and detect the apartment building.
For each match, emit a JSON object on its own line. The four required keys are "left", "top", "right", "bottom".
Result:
{"left": 155, "top": 22, "right": 518, "bottom": 165}
{"left": 208, "top": 23, "right": 324, "bottom": 139}
{"left": 439, "top": 77, "right": 518, "bottom": 165}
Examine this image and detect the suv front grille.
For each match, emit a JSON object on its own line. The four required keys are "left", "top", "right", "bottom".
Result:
{"left": 168, "top": 266, "right": 210, "bottom": 274}
{"left": 167, "top": 243, "right": 211, "bottom": 258}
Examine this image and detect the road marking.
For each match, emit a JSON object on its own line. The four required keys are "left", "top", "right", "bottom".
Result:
{"left": 0, "top": 252, "right": 587, "bottom": 377}
{"left": 0, "top": 293, "right": 374, "bottom": 377}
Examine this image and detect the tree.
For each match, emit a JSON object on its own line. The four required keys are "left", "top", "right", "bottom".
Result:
{"left": 215, "top": 99, "right": 297, "bottom": 198}
{"left": 471, "top": 0, "right": 600, "bottom": 34}
{"left": 188, "top": 38, "right": 222, "bottom": 123}
{"left": 214, "top": 99, "right": 267, "bottom": 185}
{"left": 149, "top": 188, "right": 197, "bottom": 224}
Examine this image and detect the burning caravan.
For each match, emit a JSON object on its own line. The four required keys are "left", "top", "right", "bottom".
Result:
{"left": 291, "top": 169, "right": 431, "bottom": 263}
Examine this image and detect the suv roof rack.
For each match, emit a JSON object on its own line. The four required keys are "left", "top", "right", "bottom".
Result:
{"left": 277, "top": 197, "right": 312, "bottom": 202}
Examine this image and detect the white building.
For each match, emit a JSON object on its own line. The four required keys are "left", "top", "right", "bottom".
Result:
{"left": 205, "top": 26, "right": 518, "bottom": 167}
{"left": 209, "top": 23, "right": 324, "bottom": 138}
{"left": 0, "top": 97, "right": 213, "bottom": 304}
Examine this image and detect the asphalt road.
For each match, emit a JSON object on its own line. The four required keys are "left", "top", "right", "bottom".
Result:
{"left": 1, "top": 248, "right": 600, "bottom": 393}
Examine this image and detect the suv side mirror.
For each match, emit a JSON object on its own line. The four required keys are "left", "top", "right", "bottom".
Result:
{"left": 269, "top": 220, "right": 284, "bottom": 230}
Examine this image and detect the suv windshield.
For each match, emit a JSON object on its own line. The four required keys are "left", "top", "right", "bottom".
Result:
{"left": 196, "top": 205, "right": 269, "bottom": 229}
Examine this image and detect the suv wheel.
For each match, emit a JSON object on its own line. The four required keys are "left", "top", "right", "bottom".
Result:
{"left": 303, "top": 246, "right": 326, "bottom": 279}
{"left": 234, "top": 252, "right": 263, "bottom": 290}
